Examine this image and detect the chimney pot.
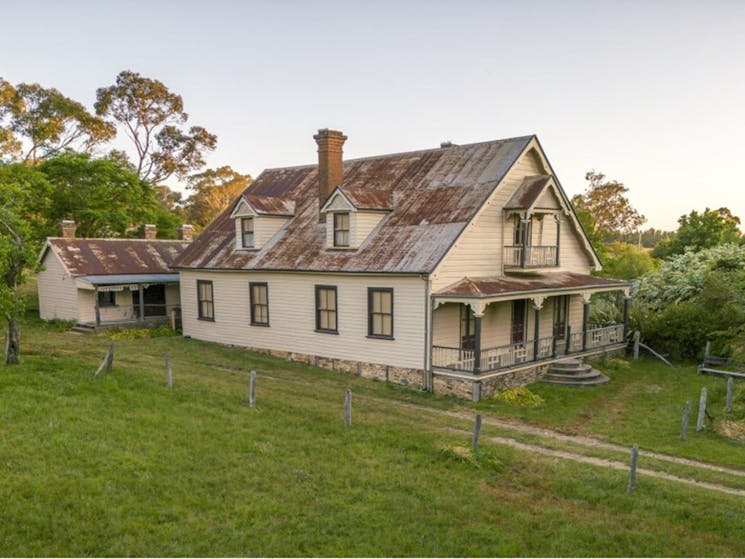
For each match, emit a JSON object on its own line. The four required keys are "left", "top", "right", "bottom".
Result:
{"left": 177, "top": 224, "right": 194, "bottom": 242}
{"left": 140, "top": 224, "right": 157, "bottom": 240}
{"left": 59, "top": 220, "right": 76, "bottom": 239}
{"left": 314, "top": 128, "right": 347, "bottom": 222}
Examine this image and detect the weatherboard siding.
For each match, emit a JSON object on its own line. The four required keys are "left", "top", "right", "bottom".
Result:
{"left": 180, "top": 270, "right": 427, "bottom": 369}
{"left": 38, "top": 250, "right": 78, "bottom": 321}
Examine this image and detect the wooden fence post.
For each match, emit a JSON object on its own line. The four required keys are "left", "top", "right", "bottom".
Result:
{"left": 696, "top": 387, "right": 707, "bottom": 432}
{"left": 628, "top": 444, "right": 639, "bottom": 493}
{"left": 680, "top": 399, "right": 691, "bottom": 440}
{"left": 248, "top": 370, "right": 256, "bottom": 408}
{"left": 472, "top": 414, "right": 482, "bottom": 455}
{"left": 632, "top": 331, "right": 640, "bottom": 360}
{"left": 165, "top": 353, "right": 172, "bottom": 388}
{"left": 106, "top": 340, "right": 114, "bottom": 372}
{"left": 344, "top": 389, "right": 352, "bottom": 427}
{"left": 726, "top": 377, "right": 734, "bottom": 413}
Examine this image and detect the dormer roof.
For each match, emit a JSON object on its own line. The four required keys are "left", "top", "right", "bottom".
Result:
{"left": 230, "top": 194, "right": 295, "bottom": 218}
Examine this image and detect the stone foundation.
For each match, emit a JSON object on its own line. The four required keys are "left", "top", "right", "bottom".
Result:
{"left": 432, "top": 364, "right": 549, "bottom": 402}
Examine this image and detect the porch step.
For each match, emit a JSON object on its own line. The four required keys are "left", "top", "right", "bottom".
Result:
{"left": 541, "top": 358, "right": 609, "bottom": 387}
{"left": 70, "top": 324, "right": 96, "bottom": 335}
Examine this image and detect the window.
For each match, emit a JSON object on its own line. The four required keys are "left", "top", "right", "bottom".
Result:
{"left": 315, "top": 285, "right": 338, "bottom": 333}
{"left": 368, "top": 288, "right": 393, "bottom": 338}
{"left": 250, "top": 282, "right": 269, "bottom": 326}
{"left": 97, "top": 291, "right": 116, "bottom": 308}
{"left": 513, "top": 215, "right": 529, "bottom": 245}
{"left": 459, "top": 304, "right": 475, "bottom": 350}
{"left": 333, "top": 212, "right": 350, "bottom": 247}
{"left": 553, "top": 296, "right": 568, "bottom": 340}
{"left": 241, "top": 217, "right": 254, "bottom": 248}
{"left": 197, "top": 280, "right": 214, "bottom": 321}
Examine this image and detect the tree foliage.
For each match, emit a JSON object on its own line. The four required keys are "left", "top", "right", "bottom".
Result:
{"left": 40, "top": 153, "right": 172, "bottom": 238}
{"left": 632, "top": 244, "right": 745, "bottom": 359}
{"left": 184, "top": 166, "right": 251, "bottom": 228}
{"left": 572, "top": 171, "right": 646, "bottom": 241}
{"left": 597, "top": 242, "right": 656, "bottom": 280}
{"left": 95, "top": 71, "right": 217, "bottom": 184}
{"left": 0, "top": 78, "right": 115, "bottom": 163}
{"left": 652, "top": 207, "right": 742, "bottom": 259}
{"left": 0, "top": 164, "right": 53, "bottom": 363}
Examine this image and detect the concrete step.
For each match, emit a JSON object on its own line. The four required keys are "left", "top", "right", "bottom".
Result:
{"left": 543, "top": 370, "right": 605, "bottom": 381}
{"left": 549, "top": 359, "right": 590, "bottom": 372}
{"left": 70, "top": 325, "right": 96, "bottom": 335}
{"left": 541, "top": 373, "right": 610, "bottom": 387}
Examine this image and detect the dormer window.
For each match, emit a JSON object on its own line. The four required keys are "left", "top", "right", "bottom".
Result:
{"left": 333, "top": 213, "right": 350, "bottom": 247}
{"left": 241, "top": 218, "right": 254, "bottom": 248}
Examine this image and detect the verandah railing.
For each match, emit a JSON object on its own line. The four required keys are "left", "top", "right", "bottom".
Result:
{"left": 432, "top": 323, "right": 625, "bottom": 374}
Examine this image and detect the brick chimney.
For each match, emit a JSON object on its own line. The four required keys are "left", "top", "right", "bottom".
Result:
{"left": 140, "top": 224, "right": 157, "bottom": 239}
{"left": 313, "top": 128, "right": 347, "bottom": 222}
{"left": 59, "top": 220, "right": 76, "bottom": 239}
{"left": 177, "top": 224, "right": 194, "bottom": 242}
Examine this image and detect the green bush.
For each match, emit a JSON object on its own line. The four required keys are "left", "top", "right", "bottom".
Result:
{"left": 108, "top": 326, "right": 178, "bottom": 340}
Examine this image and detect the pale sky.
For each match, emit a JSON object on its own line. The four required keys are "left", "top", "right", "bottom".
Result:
{"left": 3, "top": 0, "right": 744, "bottom": 230}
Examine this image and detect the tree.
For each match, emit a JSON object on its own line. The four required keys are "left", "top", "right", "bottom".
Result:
{"left": 652, "top": 207, "right": 742, "bottom": 259}
{"left": 40, "top": 153, "right": 164, "bottom": 238}
{"left": 573, "top": 171, "right": 646, "bottom": 241}
{"left": 0, "top": 78, "right": 115, "bottom": 163}
{"left": 183, "top": 166, "right": 251, "bottom": 228}
{"left": 597, "top": 242, "right": 657, "bottom": 280}
{"left": 95, "top": 71, "right": 217, "bottom": 184}
{"left": 0, "top": 164, "right": 53, "bottom": 363}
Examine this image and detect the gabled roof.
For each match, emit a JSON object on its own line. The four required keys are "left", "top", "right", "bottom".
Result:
{"left": 321, "top": 186, "right": 392, "bottom": 212}
{"left": 230, "top": 194, "right": 296, "bottom": 217}
{"left": 175, "top": 135, "right": 534, "bottom": 273}
{"left": 504, "top": 175, "right": 554, "bottom": 210}
{"left": 43, "top": 238, "right": 190, "bottom": 277}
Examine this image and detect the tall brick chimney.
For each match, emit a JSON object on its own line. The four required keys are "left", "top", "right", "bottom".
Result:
{"left": 59, "top": 220, "right": 76, "bottom": 239}
{"left": 140, "top": 224, "right": 157, "bottom": 239}
{"left": 313, "top": 128, "right": 347, "bottom": 222}
{"left": 177, "top": 224, "right": 194, "bottom": 242}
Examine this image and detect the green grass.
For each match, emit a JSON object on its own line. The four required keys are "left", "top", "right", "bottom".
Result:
{"left": 2, "top": 281, "right": 745, "bottom": 555}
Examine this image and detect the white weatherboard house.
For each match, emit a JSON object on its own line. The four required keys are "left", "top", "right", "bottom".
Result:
{"left": 38, "top": 223, "right": 192, "bottom": 328}
{"left": 173, "top": 130, "right": 629, "bottom": 400}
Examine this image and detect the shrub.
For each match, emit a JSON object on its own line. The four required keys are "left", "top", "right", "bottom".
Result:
{"left": 492, "top": 387, "right": 545, "bottom": 408}
{"left": 109, "top": 326, "right": 178, "bottom": 340}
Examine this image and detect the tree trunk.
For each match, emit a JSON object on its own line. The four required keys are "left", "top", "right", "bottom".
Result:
{"left": 5, "top": 317, "right": 20, "bottom": 365}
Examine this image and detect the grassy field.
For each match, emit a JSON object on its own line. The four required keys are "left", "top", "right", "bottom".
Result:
{"left": 2, "top": 283, "right": 745, "bottom": 556}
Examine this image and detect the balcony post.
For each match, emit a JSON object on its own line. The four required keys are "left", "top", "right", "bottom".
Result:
{"left": 470, "top": 302, "right": 486, "bottom": 374}
{"left": 138, "top": 284, "right": 145, "bottom": 322}
{"left": 555, "top": 215, "right": 561, "bottom": 266}
{"left": 622, "top": 295, "right": 631, "bottom": 339}
{"left": 531, "top": 297, "right": 544, "bottom": 361}
{"left": 520, "top": 215, "right": 529, "bottom": 268}
{"left": 582, "top": 295, "right": 591, "bottom": 351}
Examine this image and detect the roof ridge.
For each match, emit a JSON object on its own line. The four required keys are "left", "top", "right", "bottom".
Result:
{"left": 49, "top": 237, "right": 189, "bottom": 242}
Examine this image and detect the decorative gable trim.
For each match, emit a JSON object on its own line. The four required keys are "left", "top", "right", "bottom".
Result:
{"left": 230, "top": 197, "right": 257, "bottom": 218}
{"left": 320, "top": 188, "right": 355, "bottom": 213}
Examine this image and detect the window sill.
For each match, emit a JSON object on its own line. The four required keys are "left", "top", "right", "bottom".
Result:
{"left": 366, "top": 334, "right": 395, "bottom": 341}
{"left": 326, "top": 247, "right": 357, "bottom": 252}
{"left": 315, "top": 329, "right": 339, "bottom": 335}
{"left": 236, "top": 247, "right": 260, "bottom": 252}
{"left": 198, "top": 317, "right": 215, "bottom": 322}
{"left": 250, "top": 322, "right": 270, "bottom": 327}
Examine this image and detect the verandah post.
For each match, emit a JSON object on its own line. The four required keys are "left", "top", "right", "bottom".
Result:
{"left": 582, "top": 298, "right": 590, "bottom": 351}
{"left": 473, "top": 314, "right": 482, "bottom": 374}
{"left": 533, "top": 306, "right": 540, "bottom": 361}
{"left": 622, "top": 295, "right": 631, "bottom": 339}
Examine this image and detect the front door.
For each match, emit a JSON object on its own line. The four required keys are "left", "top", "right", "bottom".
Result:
{"left": 511, "top": 300, "right": 526, "bottom": 344}
{"left": 460, "top": 304, "right": 475, "bottom": 350}
{"left": 133, "top": 285, "right": 167, "bottom": 318}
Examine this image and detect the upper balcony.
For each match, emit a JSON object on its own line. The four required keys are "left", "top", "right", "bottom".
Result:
{"left": 503, "top": 245, "right": 558, "bottom": 269}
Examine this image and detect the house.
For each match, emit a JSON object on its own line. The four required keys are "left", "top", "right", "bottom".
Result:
{"left": 173, "top": 130, "right": 629, "bottom": 400}
{"left": 38, "top": 222, "right": 193, "bottom": 328}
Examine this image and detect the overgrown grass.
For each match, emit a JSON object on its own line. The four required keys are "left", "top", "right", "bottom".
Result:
{"left": 2, "top": 281, "right": 745, "bottom": 555}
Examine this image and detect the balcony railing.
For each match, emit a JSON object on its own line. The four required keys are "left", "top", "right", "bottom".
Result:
{"left": 504, "top": 245, "right": 558, "bottom": 268}
{"left": 432, "top": 323, "right": 625, "bottom": 374}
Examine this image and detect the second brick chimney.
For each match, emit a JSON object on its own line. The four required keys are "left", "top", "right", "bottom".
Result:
{"left": 59, "top": 220, "right": 77, "bottom": 239}
{"left": 140, "top": 224, "right": 158, "bottom": 240}
{"left": 177, "top": 224, "right": 194, "bottom": 242}
{"left": 314, "top": 128, "right": 347, "bottom": 222}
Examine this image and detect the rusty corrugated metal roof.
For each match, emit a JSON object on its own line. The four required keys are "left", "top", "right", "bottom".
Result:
{"left": 435, "top": 272, "right": 628, "bottom": 297}
{"left": 47, "top": 238, "right": 190, "bottom": 277}
{"left": 504, "top": 175, "right": 552, "bottom": 210}
{"left": 175, "top": 136, "right": 534, "bottom": 273}
{"left": 339, "top": 187, "right": 392, "bottom": 210}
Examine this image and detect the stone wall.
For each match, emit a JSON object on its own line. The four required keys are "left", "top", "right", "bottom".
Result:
{"left": 432, "top": 364, "right": 549, "bottom": 401}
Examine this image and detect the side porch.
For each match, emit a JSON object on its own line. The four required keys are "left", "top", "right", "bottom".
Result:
{"left": 75, "top": 274, "right": 182, "bottom": 329}
{"left": 430, "top": 273, "right": 630, "bottom": 395}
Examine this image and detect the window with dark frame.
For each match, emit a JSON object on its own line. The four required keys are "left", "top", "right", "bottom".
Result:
{"left": 249, "top": 282, "right": 269, "bottom": 326}
{"left": 241, "top": 217, "right": 254, "bottom": 248}
{"left": 553, "top": 295, "right": 569, "bottom": 340}
{"left": 197, "top": 280, "right": 214, "bottom": 320}
{"left": 97, "top": 291, "right": 116, "bottom": 308}
{"left": 315, "top": 285, "right": 338, "bottom": 333}
{"left": 333, "top": 212, "right": 350, "bottom": 247}
{"left": 368, "top": 288, "right": 393, "bottom": 338}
